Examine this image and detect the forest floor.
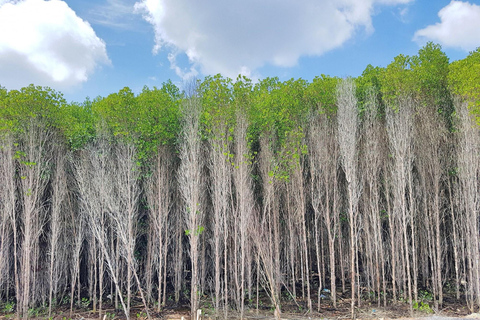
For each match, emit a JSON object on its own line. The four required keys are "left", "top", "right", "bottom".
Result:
{"left": 1, "top": 293, "right": 479, "bottom": 320}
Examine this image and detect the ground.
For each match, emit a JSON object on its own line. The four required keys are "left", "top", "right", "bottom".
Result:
{"left": 1, "top": 292, "right": 479, "bottom": 320}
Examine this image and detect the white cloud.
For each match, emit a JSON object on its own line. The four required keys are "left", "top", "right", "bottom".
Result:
{"left": 413, "top": 1, "right": 480, "bottom": 51}
{"left": 135, "top": 0, "right": 412, "bottom": 80}
{"left": 87, "top": 0, "right": 141, "bottom": 30}
{"left": 0, "top": 0, "right": 110, "bottom": 90}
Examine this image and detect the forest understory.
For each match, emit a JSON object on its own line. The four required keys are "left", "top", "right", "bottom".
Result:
{"left": 2, "top": 43, "right": 480, "bottom": 320}
{"left": 0, "top": 284, "right": 476, "bottom": 320}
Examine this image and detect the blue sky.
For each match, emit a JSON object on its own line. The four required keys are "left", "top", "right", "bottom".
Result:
{"left": 1, "top": 0, "right": 480, "bottom": 103}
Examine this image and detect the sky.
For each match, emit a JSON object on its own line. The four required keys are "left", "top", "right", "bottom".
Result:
{"left": 1, "top": 0, "right": 480, "bottom": 103}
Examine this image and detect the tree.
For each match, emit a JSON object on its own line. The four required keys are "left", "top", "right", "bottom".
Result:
{"left": 0, "top": 134, "right": 15, "bottom": 302}
{"left": 386, "top": 96, "right": 414, "bottom": 313}
{"left": 3, "top": 86, "right": 64, "bottom": 319}
{"left": 455, "top": 98, "right": 480, "bottom": 310}
{"left": 308, "top": 112, "right": 339, "bottom": 309}
{"left": 449, "top": 47, "right": 480, "bottom": 122}
{"left": 178, "top": 93, "right": 205, "bottom": 320}
{"left": 232, "top": 108, "right": 255, "bottom": 318}
{"left": 144, "top": 145, "right": 174, "bottom": 310}
{"left": 200, "top": 75, "right": 235, "bottom": 316}
{"left": 255, "top": 134, "right": 282, "bottom": 320}
{"left": 74, "top": 134, "right": 129, "bottom": 319}
{"left": 337, "top": 78, "right": 361, "bottom": 319}
{"left": 359, "top": 86, "right": 387, "bottom": 306}
{"left": 110, "top": 140, "right": 151, "bottom": 319}
{"left": 48, "top": 144, "right": 68, "bottom": 317}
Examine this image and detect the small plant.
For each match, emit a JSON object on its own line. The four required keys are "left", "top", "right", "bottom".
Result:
{"left": 204, "top": 302, "right": 212, "bottom": 310}
{"left": 80, "top": 297, "right": 90, "bottom": 309}
{"left": 106, "top": 312, "right": 115, "bottom": 319}
{"left": 282, "top": 291, "right": 295, "bottom": 301}
{"left": 419, "top": 289, "right": 433, "bottom": 301}
{"left": 3, "top": 301, "right": 15, "bottom": 313}
{"left": 136, "top": 311, "right": 147, "bottom": 318}
{"left": 61, "top": 296, "right": 70, "bottom": 305}
{"left": 413, "top": 301, "right": 434, "bottom": 314}
{"left": 28, "top": 307, "right": 39, "bottom": 318}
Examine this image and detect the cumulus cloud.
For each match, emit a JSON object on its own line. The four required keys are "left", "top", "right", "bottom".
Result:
{"left": 135, "top": 0, "right": 412, "bottom": 80}
{"left": 0, "top": 0, "right": 110, "bottom": 90}
{"left": 413, "top": 1, "right": 480, "bottom": 51}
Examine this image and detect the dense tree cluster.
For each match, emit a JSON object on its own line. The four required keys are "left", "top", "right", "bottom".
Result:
{"left": 1, "top": 43, "right": 480, "bottom": 320}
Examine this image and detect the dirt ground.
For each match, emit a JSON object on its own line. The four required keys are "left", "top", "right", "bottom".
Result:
{"left": 2, "top": 294, "right": 479, "bottom": 320}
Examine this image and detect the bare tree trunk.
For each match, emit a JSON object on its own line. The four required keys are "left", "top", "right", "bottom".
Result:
{"left": 415, "top": 104, "right": 447, "bottom": 310}
{"left": 16, "top": 117, "right": 52, "bottom": 319}
{"left": 0, "top": 136, "right": 16, "bottom": 308}
{"left": 360, "top": 87, "right": 386, "bottom": 307}
{"left": 337, "top": 78, "right": 361, "bottom": 319}
{"left": 233, "top": 109, "right": 255, "bottom": 319}
{"left": 386, "top": 96, "right": 414, "bottom": 314}
{"left": 69, "top": 206, "right": 84, "bottom": 318}
{"left": 74, "top": 136, "right": 130, "bottom": 320}
{"left": 309, "top": 104, "right": 340, "bottom": 310}
{"left": 111, "top": 141, "right": 151, "bottom": 319}
{"left": 48, "top": 147, "right": 68, "bottom": 317}
{"left": 256, "top": 134, "right": 282, "bottom": 320}
{"left": 174, "top": 201, "right": 184, "bottom": 304}
{"left": 145, "top": 145, "right": 173, "bottom": 311}
{"left": 455, "top": 98, "right": 480, "bottom": 309}
{"left": 178, "top": 95, "right": 205, "bottom": 320}
{"left": 208, "top": 116, "right": 232, "bottom": 316}
{"left": 447, "top": 175, "right": 460, "bottom": 300}
{"left": 285, "top": 130, "right": 312, "bottom": 313}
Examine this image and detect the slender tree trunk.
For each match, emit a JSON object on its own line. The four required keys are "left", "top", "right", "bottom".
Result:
{"left": 178, "top": 96, "right": 204, "bottom": 320}
{"left": 337, "top": 78, "right": 360, "bottom": 319}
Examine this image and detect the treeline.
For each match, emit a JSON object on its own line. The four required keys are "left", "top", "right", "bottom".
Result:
{"left": 1, "top": 42, "right": 480, "bottom": 320}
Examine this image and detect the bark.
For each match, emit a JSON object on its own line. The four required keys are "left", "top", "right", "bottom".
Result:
{"left": 178, "top": 96, "right": 205, "bottom": 320}
{"left": 337, "top": 78, "right": 361, "bottom": 319}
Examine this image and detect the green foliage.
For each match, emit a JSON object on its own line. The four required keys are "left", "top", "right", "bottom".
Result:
{"left": 252, "top": 78, "right": 308, "bottom": 142}
{"left": 418, "top": 289, "right": 433, "bottom": 301}
{"left": 381, "top": 53, "right": 414, "bottom": 106}
{"left": 135, "top": 83, "right": 180, "bottom": 157}
{"left": 90, "top": 83, "right": 180, "bottom": 161}
{"left": 381, "top": 43, "right": 453, "bottom": 125}
{"left": 0, "top": 85, "right": 65, "bottom": 135}
{"left": 449, "top": 47, "right": 480, "bottom": 122}
{"left": 80, "top": 297, "right": 90, "bottom": 309}
{"left": 233, "top": 75, "right": 254, "bottom": 110}
{"left": 413, "top": 301, "right": 433, "bottom": 313}
{"left": 1, "top": 301, "right": 15, "bottom": 313}
{"left": 92, "top": 87, "right": 137, "bottom": 138}
{"left": 411, "top": 42, "right": 451, "bottom": 108}
{"left": 306, "top": 74, "right": 339, "bottom": 115}
{"left": 57, "top": 99, "right": 94, "bottom": 150}
{"left": 199, "top": 74, "right": 235, "bottom": 140}
{"left": 250, "top": 77, "right": 309, "bottom": 182}
{"left": 28, "top": 307, "right": 40, "bottom": 318}
{"left": 356, "top": 65, "right": 385, "bottom": 114}
{"left": 185, "top": 225, "right": 205, "bottom": 237}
